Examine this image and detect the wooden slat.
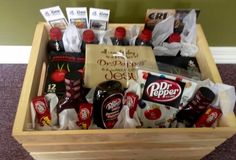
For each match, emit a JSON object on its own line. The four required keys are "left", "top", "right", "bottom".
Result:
{"left": 15, "top": 127, "right": 236, "bottom": 144}
{"left": 12, "top": 22, "right": 236, "bottom": 160}
{"left": 23, "top": 139, "right": 225, "bottom": 152}
{"left": 37, "top": 61, "right": 47, "bottom": 96}
{"left": 196, "top": 25, "right": 222, "bottom": 83}
{"left": 12, "top": 22, "right": 48, "bottom": 139}
{"left": 30, "top": 148, "right": 214, "bottom": 160}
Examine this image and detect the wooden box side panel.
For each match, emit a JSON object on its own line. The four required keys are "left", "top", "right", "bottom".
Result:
{"left": 12, "top": 23, "right": 234, "bottom": 160}
{"left": 196, "top": 25, "right": 222, "bottom": 83}
{"left": 30, "top": 148, "right": 214, "bottom": 160}
{"left": 14, "top": 127, "right": 236, "bottom": 145}
{"left": 12, "top": 22, "right": 48, "bottom": 138}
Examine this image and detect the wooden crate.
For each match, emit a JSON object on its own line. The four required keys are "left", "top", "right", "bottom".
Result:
{"left": 12, "top": 22, "right": 236, "bottom": 160}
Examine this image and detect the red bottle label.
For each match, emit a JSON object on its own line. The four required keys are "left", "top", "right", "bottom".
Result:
{"left": 101, "top": 93, "right": 123, "bottom": 129}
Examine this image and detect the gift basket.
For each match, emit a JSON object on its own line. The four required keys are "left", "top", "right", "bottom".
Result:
{"left": 30, "top": 6, "right": 236, "bottom": 131}
{"left": 13, "top": 6, "right": 236, "bottom": 160}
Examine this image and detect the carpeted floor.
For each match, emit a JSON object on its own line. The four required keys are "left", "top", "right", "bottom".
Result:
{"left": 0, "top": 64, "right": 235, "bottom": 160}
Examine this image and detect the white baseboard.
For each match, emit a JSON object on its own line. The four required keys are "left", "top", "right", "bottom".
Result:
{"left": 0, "top": 45, "right": 235, "bottom": 64}
{"left": 0, "top": 46, "right": 31, "bottom": 64}
{"left": 210, "top": 47, "right": 236, "bottom": 64}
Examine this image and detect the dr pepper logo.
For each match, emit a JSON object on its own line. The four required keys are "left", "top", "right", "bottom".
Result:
{"left": 142, "top": 74, "right": 185, "bottom": 108}
{"left": 146, "top": 80, "right": 181, "bottom": 102}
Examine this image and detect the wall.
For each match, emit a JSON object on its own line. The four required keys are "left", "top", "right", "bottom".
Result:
{"left": 0, "top": 0, "right": 235, "bottom": 46}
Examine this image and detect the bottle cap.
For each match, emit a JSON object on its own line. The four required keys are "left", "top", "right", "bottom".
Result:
{"left": 199, "top": 87, "right": 215, "bottom": 102}
{"left": 49, "top": 27, "right": 62, "bottom": 41}
{"left": 83, "top": 29, "right": 95, "bottom": 43}
{"left": 140, "top": 29, "right": 152, "bottom": 42}
{"left": 98, "top": 80, "right": 122, "bottom": 91}
{"left": 115, "top": 27, "right": 126, "bottom": 40}
{"left": 65, "top": 71, "right": 82, "bottom": 81}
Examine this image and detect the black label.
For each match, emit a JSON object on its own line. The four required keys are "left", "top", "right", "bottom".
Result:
{"left": 142, "top": 74, "right": 185, "bottom": 108}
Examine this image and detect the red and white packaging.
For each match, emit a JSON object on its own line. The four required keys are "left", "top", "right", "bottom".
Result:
{"left": 32, "top": 96, "right": 52, "bottom": 127}
{"left": 195, "top": 106, "right": 222, "bottom": 127}
{"left": 123, "top": 80, "right": 142, "bottom": 118}
{"left": 137, "top": 100, "right": 178, "bottom": 128}
{"left": 124, "top": 92, "right": 139, "bottom": 118}
{"left": 31, "top": 93, "right": 58, "bottom": 130}
{"left": 137, "top": 68, "right": 198, "bottom": 107}
{"left": 136, "top": 68, "right": 199, "bottom": 128}
{"left": 78, "top": 102, "right": 93, "bottom": 129}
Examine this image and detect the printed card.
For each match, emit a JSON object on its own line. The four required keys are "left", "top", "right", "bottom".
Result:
{"left": 40, "top": 6, "right": 68, "bottom": 30}
{"left": 66, "top": 7, "right": 89, "bottom": 29}
{"left": 89, "top": 8, "right": 110, "bottom": 30}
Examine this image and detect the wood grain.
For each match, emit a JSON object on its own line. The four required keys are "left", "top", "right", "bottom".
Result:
{"left": 12, "top": 22, "right": 236, "bottom": 160}
{"left": 30, "top": 147, "right": 214, "bottom": 160}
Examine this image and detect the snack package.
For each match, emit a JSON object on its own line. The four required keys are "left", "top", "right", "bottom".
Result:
{"left": 31, "top": 93, "right": 58, "bottom": 130}
{"left": 145, "top": 9, "right": 175, "bottom": 31}
{"left": 142, "top": 74, "right": 186, "bottom": 109}
{"left": 195, "top": 106, "right": 222, "bottom": 127}
{"left": 137, "top": 100, "right": 178, "bottom": 128}
{"left": 136, "top": 68, "right": 199, "bottom": 128}
{"left": 78, "top": 102, "right": 93, "bottom": 129}
{"left": 45, "top": 52, "right": 85, "bottom": 96}
{"left": 137, "top": 68, "right": 198, "bottom": 107}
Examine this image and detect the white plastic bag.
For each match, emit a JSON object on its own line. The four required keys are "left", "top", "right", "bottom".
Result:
{"left": 180, "top": 9, "right": 198, "bottom": 56}
{"left": 59, "top": 109, "right": 80, "bottom": 130}
{"left": 153, "top": 42, "right": 182, "bottom": 56}
{"left": 128, "top": 25, "right": 141, "bottom": 45}
{"left": 114, "top": 105, "right": 141, "bottom": 128}
{"left": 96, "top": 29, "right": 113, "bottom": 45}
{"left": 152, "top": 15, "right": 175, "bottom": 46}
{"left": 62, "top": 24, "right": 82, "bottom": 52}
{"left": 181, "top": 10, "right": 197, "bottom": 44}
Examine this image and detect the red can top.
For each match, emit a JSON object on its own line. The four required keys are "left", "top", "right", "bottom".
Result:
{"left": 49, "top": 27, "right": 63, "bottom": 41}
{"left": 115, "top": 27, "right": 126, "bottom": 40}
{"left": 140, "top": 29, "right": 152, "bottom": 42}
{"left": 83, "top": 29, "right": 95, "bottom": 43}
